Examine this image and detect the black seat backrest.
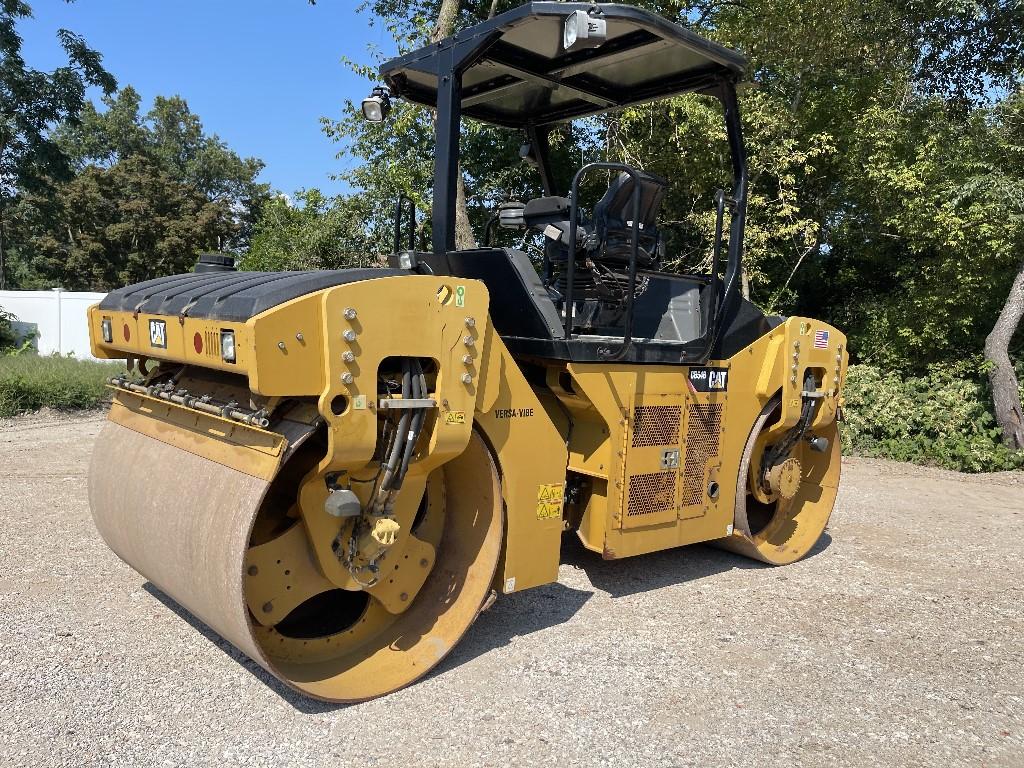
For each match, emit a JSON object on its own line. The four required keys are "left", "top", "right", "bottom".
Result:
{"left": 594, "top": 171, "right": 667, "bottom": 240}
{"left": 591, "top": 171, "right": 667, "bottom": 269}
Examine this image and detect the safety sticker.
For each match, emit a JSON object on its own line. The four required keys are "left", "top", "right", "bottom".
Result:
{"left": 455, "top": 285, "right": 466, "bottom": 308}
{"left": 536, "top": 483, "right": 564, "bottom": 520}
{"left": 353, "top": 395, "right": 368, "bottom": 410}
{"left": 445, "top": 411, "right": 466, "bottom": 425}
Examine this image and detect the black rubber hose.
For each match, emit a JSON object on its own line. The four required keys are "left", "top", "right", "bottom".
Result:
{"left": 380, "top": 362, "right": 412, "bottom": 494}
{"left": 761, "top": 371, "right": 821, "bottom": 477}
{"left": 394, "top": 360, "right": 427, "bottom": 489}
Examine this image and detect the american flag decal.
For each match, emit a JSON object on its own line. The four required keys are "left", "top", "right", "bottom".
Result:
{"left": 813, "top": 329, "right": 830, "bottom": 349}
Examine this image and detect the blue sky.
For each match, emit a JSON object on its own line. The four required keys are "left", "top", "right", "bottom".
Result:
{"left": 20, "top": 0, "right": 399, "bottom": 196}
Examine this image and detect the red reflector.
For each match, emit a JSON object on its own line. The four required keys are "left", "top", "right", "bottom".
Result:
{"left": 193, "top": 332, "right": 203, "bottom": 354}
{"left": 123, "top": 324, "right": 131, "bottom": 342}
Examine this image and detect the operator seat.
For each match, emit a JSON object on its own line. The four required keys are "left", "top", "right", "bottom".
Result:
{"left": 527, "top": 171, "right": 668, "bottom": 273}
{"left": 593, "top": 171, "right": 667, "bottom": 268}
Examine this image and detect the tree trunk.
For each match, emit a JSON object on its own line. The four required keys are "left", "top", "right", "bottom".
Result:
{"left": 453, "top": 174, "right": 476, "bottom": 250}
{"left": 0, "top": 211, "right": 6, "bottom": 291}
{"left": 433, "top": 0, "right": 477, "bottom": 250}
{"left": 984, "top": 260, "right": 1024, "bottom": 451}
{"left": 0, "top": 199, "right": 7, "bottom": 291}
{"left": 433, "top": 0, "right": 459, "bottom": 38}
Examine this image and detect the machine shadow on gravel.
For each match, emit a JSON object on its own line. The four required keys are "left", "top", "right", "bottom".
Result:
{"left": 143, "top": 579, "right": 595, "bottom": 713}
{"left": 560, "top": 532, "right": 833, "bottom": 599}
{"left": 144, "top": 530, "right": 832, "bottom": 710}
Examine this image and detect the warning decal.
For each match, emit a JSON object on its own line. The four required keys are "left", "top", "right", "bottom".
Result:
{"left": 445, "top": 411, "right": 466, "bottom": 425}
{"left": 536, "top": 483, "right": 565, "bottom": 520}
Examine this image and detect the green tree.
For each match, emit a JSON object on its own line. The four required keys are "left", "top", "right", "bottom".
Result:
{"left": 57, "top": 86, "right": 269, "bottom": 250}
{"left": 13, "top": 155, "right": 235, "bottom": 290}
{"left": 333, "top": 0, "right": 1024, "bottom": 453}
{"left": 0, "top": 0, "right": 116, "bottom": 288}
{"left": 241, "top": 189, "right": 379, "bottom": 272}
{"left": 0, "top": 305, "right": 17, "bottom": 350}
{"left": 8, "top": 86, "right": 270, "bottom": 289}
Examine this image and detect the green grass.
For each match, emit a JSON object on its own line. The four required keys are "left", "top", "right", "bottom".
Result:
{"left": 0, "top": 354, "right": 124, "bottom": 418}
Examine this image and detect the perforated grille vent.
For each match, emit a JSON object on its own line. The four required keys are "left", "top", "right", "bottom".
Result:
{"left": 627, "top": 471, "right": 677, "bottom": 517}
{"left": 631, "top": 405, "right": 682, "bottom": 447}
{"left": 681, "top": 403, "right": 723, "bottom": 506}
{"left": 204, "top": 330, "right": 221, "bottom": 359}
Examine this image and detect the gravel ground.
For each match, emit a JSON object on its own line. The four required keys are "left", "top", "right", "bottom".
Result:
{"left": 1, "top": 412, "right": 1022, "bottom": 768}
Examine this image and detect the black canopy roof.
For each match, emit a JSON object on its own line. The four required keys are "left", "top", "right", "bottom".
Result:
{"left": 380, "top": 2, "right": 746, "bottom": 128}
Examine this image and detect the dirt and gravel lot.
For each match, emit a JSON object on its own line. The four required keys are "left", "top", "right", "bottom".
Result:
{"left": 1, "top": 412, "right": 1022, "bottom": 768}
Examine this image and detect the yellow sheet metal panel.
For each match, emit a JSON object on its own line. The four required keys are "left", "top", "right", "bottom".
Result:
{"left": 106, "top": 391, "right": 287, "bottom": 481}
{"left": 88, "top": 305, "right": 252, "bottom": 375}
{"left": 87, "top": 305, "right": 122, "bottom": 360}
{"left": 292, "top": 275, "right": 491, "bottom": 583}
{"left": 576, "top": 478, "right": 609, "bottom": 553}
{"left": 475, "top": 326, "right": 568, "bottom": 593}
{"left": 562, "top": 316, "right": 848, "bottom": 560}
{"left": 736, "top": 317, "right": 848, "bottom": 440}
{"left": 598, "top": 381, "right": 731, "bottom": 559}
{"left": 314, "top": 274, "right": 485, "bottom": 471}
{"left": 566, "top": 365, "right": 692, "bottom": 541}
{"left": 248, "top": 294, "right": 326, "bottom": 396}
{"left": 618, "top": 392, "right": 684, "bottom": 530}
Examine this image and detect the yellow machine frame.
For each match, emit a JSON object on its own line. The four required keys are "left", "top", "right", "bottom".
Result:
{"left": 88, "top": 272, "right": 847, "bottom": 597}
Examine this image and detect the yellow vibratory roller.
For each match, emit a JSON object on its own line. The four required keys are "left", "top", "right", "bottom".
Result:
{"left": 86, "top": 2, "right": 848, "bottom": 703}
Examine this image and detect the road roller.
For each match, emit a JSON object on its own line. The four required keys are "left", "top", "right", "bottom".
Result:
{"left": 86, "top": 2, "right": 848, "bottom": 702}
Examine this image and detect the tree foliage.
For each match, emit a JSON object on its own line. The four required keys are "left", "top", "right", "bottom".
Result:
{"left": 0, "top": 0, "right": 117, "bottom": 288}
{"left": 0, "top": 0, "right": 116, "bottom": 197}
{"left": 329, "top": 0, "right": 1022, "bottom": 310}
{"left": 841, "top": 362, "right": 1024, "bottom": 471}
{"left": 313, "top": 0, "right": 1024, "bottom": 456}
{"left": 5, "top": 85, "right": 270, "bottom": 290}
{"left": 241, "top": 189, "right": 379, "bottom": 272}
{"left": 341, "top": 0, "right": 1023, "bottom": 369}
{"left": 11, "top": 155, "right": 239, "bottom": 289}
{"left": 0, "top": 305, "right": 17, "bottom": 350}
{"left": 58, "top": 87, "right": 268, "bottom": 235}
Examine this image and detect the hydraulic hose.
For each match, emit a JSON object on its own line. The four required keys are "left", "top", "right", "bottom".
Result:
{"left": 395, "top": 360, "right": 427, "bottom": 488}
{"left": 375, "top": 362, "right": 412, "bottom": 507}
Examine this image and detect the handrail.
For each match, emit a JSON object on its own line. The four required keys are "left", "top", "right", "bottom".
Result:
{"left": 566, "top": 162, "right": 643, "bottom": 361}
{"left": 393, "top": 195, "right": 417, "bottom": 253}
{"left": 711, "top": 82, "right": 748, "bottom": 352}
{"left": 712, "top": 189, "right": 727, "bottom": 278}
{"left": 703, "top": 188, "right": 728, "bottom": 336}
{"left": 482, "top": 213, "right": 499, "bottom": 247}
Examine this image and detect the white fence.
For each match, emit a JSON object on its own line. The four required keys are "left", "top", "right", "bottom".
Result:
{"left": 0, "top": 289, "right": 106, "bottom": 360}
